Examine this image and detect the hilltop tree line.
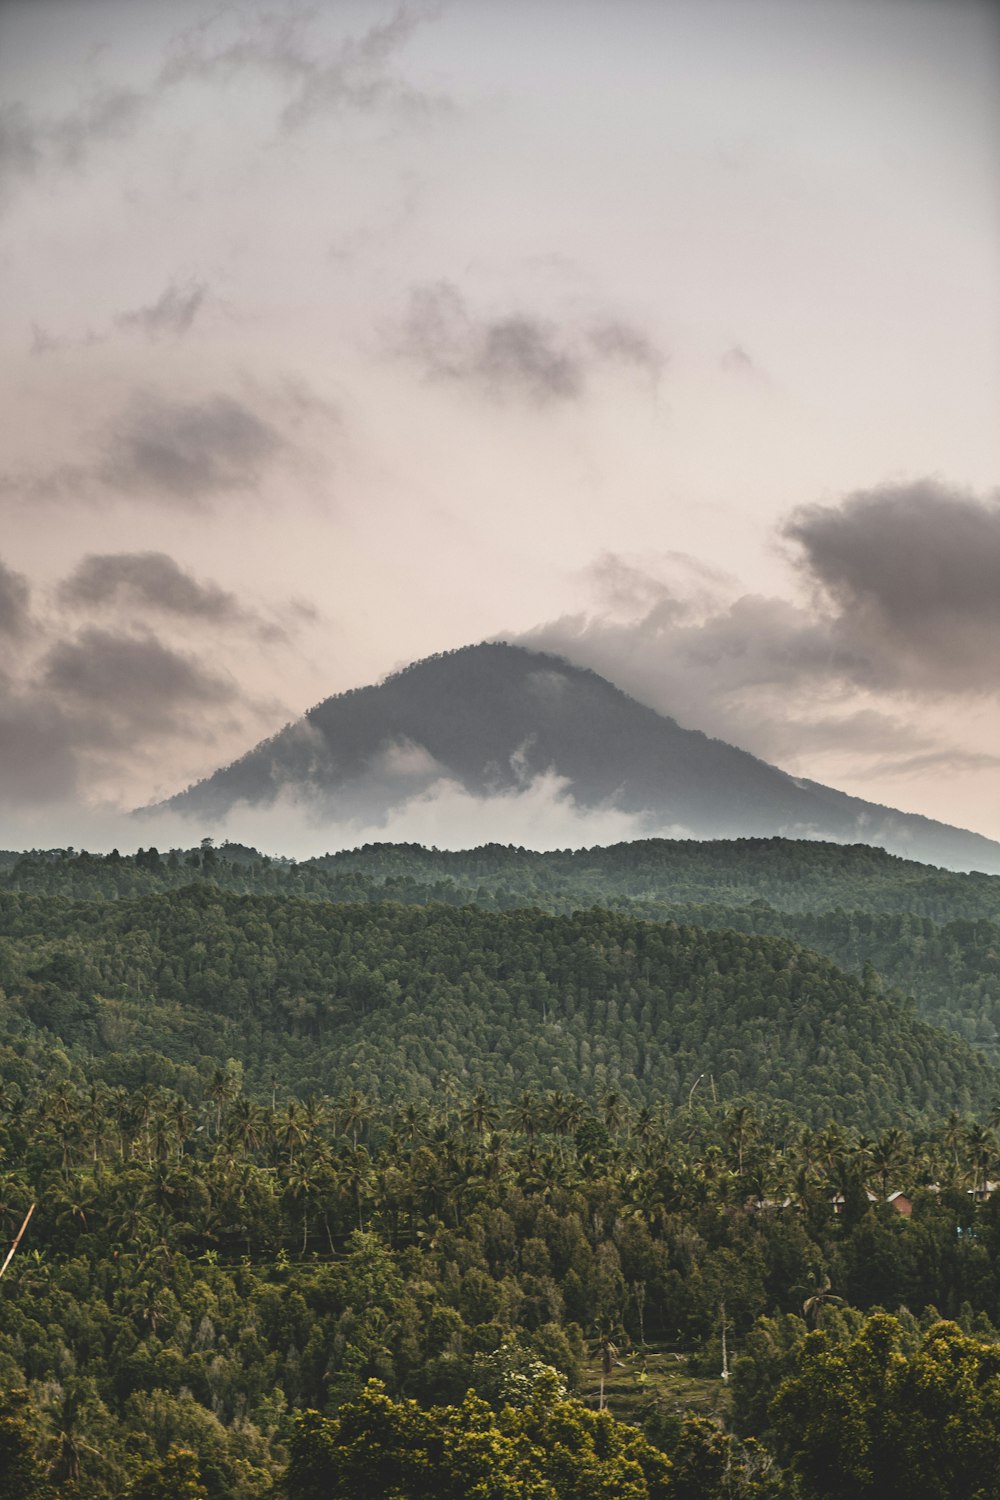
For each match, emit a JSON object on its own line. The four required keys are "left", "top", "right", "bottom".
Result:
{"left": 6, "top": 840, "right": 1000, "bottom": 1063}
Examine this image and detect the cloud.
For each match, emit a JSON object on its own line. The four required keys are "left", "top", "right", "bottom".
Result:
{"left": 60, "top": 552, "right": 242, "bottom": 622}
{"left": 522, "top": 482, "right": 1000, "bottom": 781}
{"left": 1, "top": 5, "right": 445, "bottom": 209}
{"left": 29, "top": 322, "right": 106, "bottom": 357}
{"left": 0, "top": 691, "right": 81, "bottom": 804}
{"left": 141, "top": 767, "right": 659, "bottom": 860}
{"left": 527, "top": 483, "right": 1000, "bottom": 758}
{"left": 860, "top": 747, "right": 1000, "bottom": 782}
{"left": 399, "top": 282, "right": 665, "bottom": 403}
{"left": 29, "top": 279, "right": 207, "bottom": 356}
{"left": 784, "top": 480, "right": 1000, "bottom": 691}
{"left": 720, "top": 344, "right": 768, "bottom": 380}
{"left": 100, "top": 393, "right": 284, "bottom": 505}
{"left": 589, "top": 322, "right": 666, "bottom": 379}
{"left": 0, "top": 618, "right": 252, "bottom": 809}
{"left": 0, "top": 558, "right": 30, "bottom": 639}
{"left": 476, "top": 317, "right": 582, "bottom": 401}
{"left": 114, "top": 279, "right": 207, "bottom": 339}
{"left": 159, "top": 3, "right": 448, "bottom": 132}
{"left": 521, "top": 585, "right": 846, "bottom": 758}
{"left": 0, "top": 544, "right": 313, "bottom": 810}
{"left": 0, "top": 87, "right": 149, "bottom": 207}
{"left": 0, "top": 102, "right": 42, "bottom": 182}
{"left": 0, "top": 380, "right": 325, "bottom": 517}
{"left": 43, "top": 627, "right": 235, "bottom": 730}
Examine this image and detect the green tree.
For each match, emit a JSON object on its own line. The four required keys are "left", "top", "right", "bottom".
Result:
{"left": 128, "top": 1446, "right": 208, "bottom": 1500}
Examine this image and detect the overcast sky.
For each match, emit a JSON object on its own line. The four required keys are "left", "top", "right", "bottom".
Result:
{"left": 1, "top": 0, "right": 999, "bottom": 852}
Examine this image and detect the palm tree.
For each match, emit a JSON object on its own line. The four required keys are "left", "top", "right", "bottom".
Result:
{"left": 802, "top": 1273, "right": 845, "bottom": 1329}
{"left": 286, "top": 1159, "right": 319, "bottom": 1254}
{"left": 632, "top": 1105, "right": 657, "bottom": 1150}
{"left": 964, "top": 1122, "right": 997, "bottom": 1199}
{"left": 870, "top": 1127, "right": 908, "bottom": 1201}
{"left": 600, "top": 1091, "right": 629, "bottom": 1138}
{"left": 942, "top": 1110, "right": 966, "bottom": 1185}
{"left": 508, "top": 1091, "right": 543, "bottom": 1140}
{"left": 590, "top": 1323, "right": 623, "bottom": 1410}
{"left": 279, "top": 1102, "right": 308, "bottom": 1164}
{"left": 41, "top": 1378, "right": 107, "bottom": 1488}
{"left": 461, "top": 1089, "right": 498, "bottom": 1141}
{"left": 395, "top": 1101, "right": 429, "bottom": 1145}
{"left": 339, "top": 1091, "right": 373, "bottom": 1150}
{"left": 227, "top": 1096, "right": 266, "bottom": 1156}
{"left": 338, "top": 1147, "right": 373, "bottom": 1232}
{"left": 724, "top": 1102, "right": 759, "bottom": 1177}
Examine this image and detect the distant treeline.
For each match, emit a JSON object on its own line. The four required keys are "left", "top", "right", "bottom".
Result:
{"left": 5, "top": 838, "right": 1000, "bottom": 1060}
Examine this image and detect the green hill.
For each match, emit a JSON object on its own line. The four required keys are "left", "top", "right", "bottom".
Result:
{"left": 1, "top": 887, "right": 994, "bottom": 1126}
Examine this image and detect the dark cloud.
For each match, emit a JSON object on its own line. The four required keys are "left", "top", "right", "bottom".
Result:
{"left": 0, "top": 691, "right": 80, "bottom": 803}
{"left": 100, "top": 394, "right": 283, "bottom": 504}
{"left": 29, "top": 280, "right": 204, "bottom": 356}
{"left": 785, "top": 480, "right": 1000, "bottom": 690}
{"left": 0, "top": 557, "right": 30, "bottom": 638}
{"left": 477, "top": 318, "right": 582, "bottom": 400}
{"left": 0, "top": 385, "right": 321, "bottom": 522}
{"left": 401, "top": 282, "right": 665, "bottom": 403}
{"left": 115, "top": 280, "right": 207, "bottom": 339}
{"left": 0, "top": 620, "right": 248, "bottom": 807}
{"left": 60, "top": 552, "right": 241, "bottom": 622}
{"left": 43, "top": 627, "right": 234, "bottom": 729}
{"left": 524, "top": 480, "right": 1000, "bottom": 789}
{"left": 523, "top": 586, "right": 846, "bottom": 737}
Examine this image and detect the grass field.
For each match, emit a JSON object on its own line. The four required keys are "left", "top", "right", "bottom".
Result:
{"left": 578, "top": 1341, "right": 733, "bottom": 1429}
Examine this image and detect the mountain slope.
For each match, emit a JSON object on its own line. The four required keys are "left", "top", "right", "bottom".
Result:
{"left": 153, "top": 642, "right": 1000, "bottom": 872}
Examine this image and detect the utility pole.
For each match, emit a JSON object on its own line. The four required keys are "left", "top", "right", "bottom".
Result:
{"left": 0, "top": 1203, "right": 36, "bottom": 1281}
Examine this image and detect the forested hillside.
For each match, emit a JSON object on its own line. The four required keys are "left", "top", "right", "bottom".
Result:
{"left": 7, "top": 836, "right": 1000, "bottom": 1058}
{"left": 0, "top": 887, "right": 994, "bottom": 1124}
{"left": 3, "top": 838, "right": 1000, "bottom": 1496}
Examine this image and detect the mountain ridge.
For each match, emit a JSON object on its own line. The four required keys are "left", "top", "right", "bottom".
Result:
{"left": 149, "top": 641, "right": 1000, "bottom": 873}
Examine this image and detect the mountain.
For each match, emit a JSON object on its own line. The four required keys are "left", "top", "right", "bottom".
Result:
{"left": 152, "top": 641, "right": 1000, "bottom": 873}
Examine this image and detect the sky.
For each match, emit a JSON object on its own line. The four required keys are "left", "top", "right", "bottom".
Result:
{"left": 1, "top": 0, "right": 999, "bottom": 854}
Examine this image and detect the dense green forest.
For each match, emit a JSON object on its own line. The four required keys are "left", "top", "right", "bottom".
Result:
{"left": 2, "top": 836, "right": 1000, "bottom": 1496}
{"left": 6, "top": 836, "right": 1000, "bottom": 1058}
{"left": 9, "top": 836, "right": 1000, "bottom": 918}
{"left": 0, "top": 885, "right": 995, "bottom": 1121}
